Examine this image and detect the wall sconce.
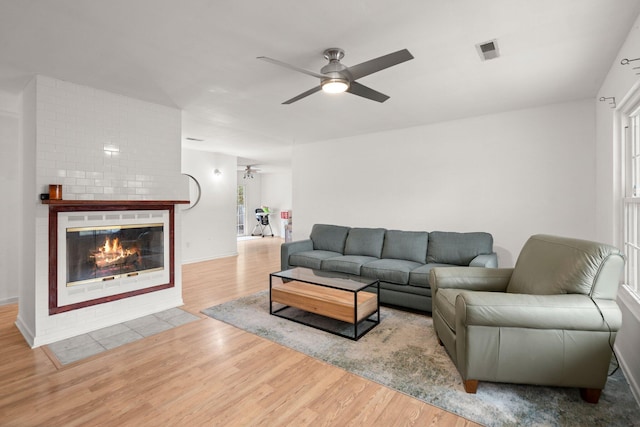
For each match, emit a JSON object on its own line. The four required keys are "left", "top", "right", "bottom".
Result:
{"left": 103, "top": 144, "right": 120, "bottom": 156}
{"left": 213, "top": 168, "right": 222, "bottom": 177}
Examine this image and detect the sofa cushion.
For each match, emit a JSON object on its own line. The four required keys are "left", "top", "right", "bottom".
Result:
{"left": 382, "top": 230, "right": 429, "bottom": 264}
{"left": 409, "top": 263, "right": 453, "bottom": 288}
{"left": 427, "top": 231, "right": 493, "bottom": 265}
{"left": 322, "top": 255, "right": 379, "bottom": 275}
{"left": 289, "top": 250, "right": 341, "bottom": 270}
{"left": 310, "top": 224, "right": 350, "bottom": 254}
{"left": 344, "top": 227, "right": 386, "bottom": 258}
{"left": 361, "top": 259, "right": 423, "bottom": 285}
{"left": 379, "top": 281, "right": 432, "bottom": 297}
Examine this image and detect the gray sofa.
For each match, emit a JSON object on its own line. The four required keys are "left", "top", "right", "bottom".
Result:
{"left": 280, "top": 224, "right": 497, "bottom": 312}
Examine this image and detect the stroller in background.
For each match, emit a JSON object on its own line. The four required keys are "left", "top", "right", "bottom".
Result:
{"left": 251, "top": 208, "right": 273, "bottom": 237}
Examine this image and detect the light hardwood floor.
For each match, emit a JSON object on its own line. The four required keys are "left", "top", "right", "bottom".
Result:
{"left": 0, "top": 237, "right": 478, "bottom": 426}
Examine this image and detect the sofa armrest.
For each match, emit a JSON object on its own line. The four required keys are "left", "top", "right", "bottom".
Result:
{"left": 457, "top": 293, "right": 621, "bottom": 331}
{"left": 430, "top": 267, "right": 513, "bottom": 299}
{"left": 469, "top": 253, "right": 498, "bottom": 268}
{"left": 280, "top": 239, "right": 313, "bottom": 270}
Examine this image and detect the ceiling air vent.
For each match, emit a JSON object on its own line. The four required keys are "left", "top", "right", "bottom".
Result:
{"left": 476, "top": 39, "right": 500, "bottom": 61}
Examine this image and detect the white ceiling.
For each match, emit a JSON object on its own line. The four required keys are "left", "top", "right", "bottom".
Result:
{"left": 1, "top": 0, "right": 639, "bottom": 170}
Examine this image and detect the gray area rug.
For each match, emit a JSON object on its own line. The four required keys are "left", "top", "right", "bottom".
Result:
{"left": 202, "top": 291, "right": 640, "bottom": 427}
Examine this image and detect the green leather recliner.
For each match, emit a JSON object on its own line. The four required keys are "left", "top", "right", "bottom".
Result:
{"left": 430, "top": 234, "right": 624, "bottom": 403}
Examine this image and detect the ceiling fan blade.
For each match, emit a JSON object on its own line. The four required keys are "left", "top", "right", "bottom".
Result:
{"left": 257, "top": 56, "right": 328, "bottom": 80}
{"left": 346, "top": 81, "right": 389, "bottom": 103}
{"left": 282, "top": 86, "right": 322, "bottom": 104}
{"left": 347, "top": 49, "right": 414, "bottom": 80}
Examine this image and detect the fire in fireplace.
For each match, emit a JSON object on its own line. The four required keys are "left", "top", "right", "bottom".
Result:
{"left": 66, "top": 224, "right": 164, "bottom": 287}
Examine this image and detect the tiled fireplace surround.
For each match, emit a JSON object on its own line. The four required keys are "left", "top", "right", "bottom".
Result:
{"left": 16, "top": 76, "right": 187, "bottom": 347}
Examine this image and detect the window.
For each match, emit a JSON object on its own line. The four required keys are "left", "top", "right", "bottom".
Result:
{"left": 237, "top": 185, "right": 246, "bottom": 236}
{"left": 623, "top": 105, "right": 640, "bottom": 294}
{"left": 626, "top": 113, "right": 640, "bottom": 197}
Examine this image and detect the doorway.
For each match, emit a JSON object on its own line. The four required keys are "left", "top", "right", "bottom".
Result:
{"left": 237, "top": 185, "right": 246, "bottom": 236}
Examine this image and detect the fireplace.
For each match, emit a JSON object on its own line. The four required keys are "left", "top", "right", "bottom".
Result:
{"left": 46, "top": 201, "right": 184, "bottom": 314}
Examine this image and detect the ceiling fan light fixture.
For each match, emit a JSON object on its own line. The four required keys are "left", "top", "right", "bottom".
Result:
{"left": 321, "top": 78, "right": 349, "bottom": 94}
{"left": 258, "top": 47, "right": 413, "bottom": 103}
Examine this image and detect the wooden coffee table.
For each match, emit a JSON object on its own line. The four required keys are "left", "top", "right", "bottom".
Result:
{"left": 269, "top": 267, "right": 380, "bottom": 340}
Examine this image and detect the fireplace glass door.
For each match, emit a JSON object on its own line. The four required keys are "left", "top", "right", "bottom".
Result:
{"left": 66, "top": 223, "right": 164, "bottom": 286}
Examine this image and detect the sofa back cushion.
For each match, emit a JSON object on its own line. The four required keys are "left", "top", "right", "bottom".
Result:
{"left": 344, "top": 228, "right": 386, "bottom": 258}
{"left": 381, "top": 230, "right": 429, "bottom": 264}
{"left": 507, "top": 234, "right": 625, "bottom": 298}
{"left": 310, "top": 224, "right": 350, "bottom": 254}
{"left": 426, "top": 231, "right": 493, "bottom": 265}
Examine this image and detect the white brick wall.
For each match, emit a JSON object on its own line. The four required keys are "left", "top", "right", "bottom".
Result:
{"left": 35, "top": 75, "right": 183, "bottom": 200}
{"left": 17, "top": 76, "right": 186, "bottom": 347}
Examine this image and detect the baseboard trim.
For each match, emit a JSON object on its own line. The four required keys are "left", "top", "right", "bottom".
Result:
{"left": 615, "top": 285, "right": 640, "bottom": 406}
{"left": 15, "top": 316, "right": 35, "bottom": 348}
{"left": 617, "top": 348, "right": 640, "bottom": 406}
{"left": 0, "top": 297, "right": 18, "bottom": 306}
{"left": 182, "top": 252, "right": 238, "bottom": 265}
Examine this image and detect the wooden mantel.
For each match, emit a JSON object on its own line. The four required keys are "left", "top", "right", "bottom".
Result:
{"left": 42, "top": 199, "right": 189, "bottom": 207}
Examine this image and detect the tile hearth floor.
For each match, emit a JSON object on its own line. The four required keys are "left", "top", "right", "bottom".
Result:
{"left": 47, "top": 308, "right": 200, "bottom": 365}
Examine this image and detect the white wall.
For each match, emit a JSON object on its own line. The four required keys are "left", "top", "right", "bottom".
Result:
{"left": 17, "top": 75, "right": 186, "bottom": 347}
{"left": 181, "top": 149, "right": 238, "bottom": 263}
{"left": 0, "top": 92, "right": 21, "bottom": 305}
{"left": 20, "top": 79, "right": 37, "bottom": 338}
{"left": 292, "top": 99, "right": 596, "bottom": 267}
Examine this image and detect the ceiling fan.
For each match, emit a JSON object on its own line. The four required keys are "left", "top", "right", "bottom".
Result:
{"left": 241, "top": 165, "right": 260, "bottom": 179}
{"left": 257, "top": 48, "right": 414, "bottom": 104}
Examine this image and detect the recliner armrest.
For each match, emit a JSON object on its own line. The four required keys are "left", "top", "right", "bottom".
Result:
{"left": 469, "top": 253, "right": 498, "bottom": 268}
{"left": 280, "top": 239, "right": 313, "bottom": 270}
{"left": 457, "top": 293, "right": 621, "bottom": 331}
{"left": 431, "top": 267, "right": 513, "bottom": 299}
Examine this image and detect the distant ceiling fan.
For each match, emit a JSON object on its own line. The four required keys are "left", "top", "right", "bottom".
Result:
{"left": 257, "top": 48, "right": 414, "bottom": 104}
{"left": 242, "top": 165, "right": 260, "bottom": 179}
